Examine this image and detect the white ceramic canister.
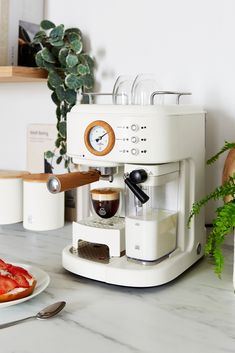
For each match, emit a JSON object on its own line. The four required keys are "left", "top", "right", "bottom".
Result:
{"left": 23, "top": 173, "right": 64, "bottom": 231}
{"left": 0, "top": 170, "right": 29, "bottom": 224}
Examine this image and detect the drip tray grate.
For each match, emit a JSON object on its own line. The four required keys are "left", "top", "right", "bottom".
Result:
{"left": 71, "top": 241, "right": 110, "bottom": 264}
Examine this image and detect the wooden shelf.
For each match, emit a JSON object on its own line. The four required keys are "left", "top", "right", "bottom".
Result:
{"left": 0, "top": 66, "right": 47, "bottom": 82}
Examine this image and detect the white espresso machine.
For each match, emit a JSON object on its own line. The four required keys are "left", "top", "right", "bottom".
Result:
{"left": 47, "top": 95, "right": 206, "bottom": 287}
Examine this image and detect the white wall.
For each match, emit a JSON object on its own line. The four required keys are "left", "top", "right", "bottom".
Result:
{"left": 1, "top": 0, "right": 235, "bottom": 222}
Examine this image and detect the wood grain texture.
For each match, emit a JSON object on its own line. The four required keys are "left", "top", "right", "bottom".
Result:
{"left": 0, "top": 66, "right": 47, "bottom": 82}
{"left": 50, "top": 170, "right": 100, "bottom": 193}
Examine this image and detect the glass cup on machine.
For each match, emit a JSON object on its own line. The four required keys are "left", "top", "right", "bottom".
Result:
{"left": 90, "top": 188, "right": 121, "bottom": 221}
{"left": 131, "top": 73, "right": 163, "bottom": 105}
{"left": 112, "top": 75, "right": 135, "bottom": 105}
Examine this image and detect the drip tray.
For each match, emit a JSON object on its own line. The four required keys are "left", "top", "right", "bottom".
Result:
{"left": 71, "top": 241, "right": 110, "bottom": 264}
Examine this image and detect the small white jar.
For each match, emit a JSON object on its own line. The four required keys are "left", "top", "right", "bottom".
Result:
{"left": 23, "top": 173, "right": 64, "bottom": 231}
{"left": 0, "top": 170, "right": 29, "bottom": 224}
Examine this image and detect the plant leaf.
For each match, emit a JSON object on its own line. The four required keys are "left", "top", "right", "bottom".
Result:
{"left": 35, "top": 51, "right": 45, "bottom": 68}
{"left": 45, "top": 150, "right": 55, "bottom": 158}
{"left": 66, "top": 54, "right": 79, "bottom": 68}
{"left": 49, "top": 39, "right": 64, "bottom": 47}
{"left": 65, "top": 89, "right": 77, "bottom": 105}
{"left": 58, "top": 121, "right": 66, "bottom": 138}
{"left": 77, "top": 64, "right": 90, "bottom": 75}
{"left": 58, "top": 48, "right": 69, "bottom": 66}
{"left": 207, "top": 141, "right": 235, "bottom": 165}
{"left": 51, "top": 91, "right": 60, "bottom": 105}
{"left": 40, "top": 20, "right": 56, "bottom": 30}
{"left": 67, "top": 31, "right": 81, "bottom": 43}
{"left": 82, "top": 74, "right": 94, "bottom": 89}
{"left": 32, "top": 30, "right": 46, "bottom": 44}
{"left": 65, "top": 27, "right": 82, "bottom": 37}
{"left": 48, "top": 71, "right": 63, "bottom": 88}
{"left": 70, "top": 39, "right": 83, "bottom": 54}
{"left": 56, "top": 156, "right": 63, "bottom": 164}
{"left": 41, "top": 47, "right": 56, "bottom": 63}
{"left": 81, "top": 54, "right": 95, "bottom": 70}
{"left": 65, "top": 74, "right": 83, "bottom": 90}
{"left": 50, "top": 24, "right": 64, "bottom": 41}
{"left": 56, "top": 85, "right": 66, "bottom": 101}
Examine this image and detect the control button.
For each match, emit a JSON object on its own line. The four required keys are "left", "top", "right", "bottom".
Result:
{"left": 131, "top": 124, "right": 139, "bottom": 132}
{"left": 131, "top": 136, "right": 139, "bottom": 143}
{"left": 131, "top": 148, "right": 139, "bottom": 155}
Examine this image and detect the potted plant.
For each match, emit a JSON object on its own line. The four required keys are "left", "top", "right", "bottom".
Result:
{"left": 32, "top": 19, "right": 95, "bottom": 171}
{"left": 189, "top": 141, "right": 235, "bottom": 277}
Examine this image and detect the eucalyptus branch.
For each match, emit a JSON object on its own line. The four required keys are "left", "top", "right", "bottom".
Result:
{"left": 32, "top": 20, "right": 95, "bottom": 171}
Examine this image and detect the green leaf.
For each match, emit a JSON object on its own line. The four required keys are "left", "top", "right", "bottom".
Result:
{"left": 67, "top": 31, "right": 81, "bottom": 43}
{"left": 49, "top": 39, "right": 64, "bottom": 47}
{"left": 65, "top": 74, "right": 83, "bottom": 90}
{"left": 55, "top": 137, "right": 64, "bottom": 148}
{"left": 65, "top": 89, "right": 77, "bottom": 105}
{"left": 207, "top": 141, "right": 235, "bottom": 165}
{"left": 60, "top": 147, "right": 66, "bottom": 155}
{"left": 45, "top": 150, "right": 55, "bottom": 158}
{"left": 82, "top": 74, "right": 94, "bottom": 89}
{"left": 35, "top": 51, "right": 45, "bottom": 68}
{"left": 70, "top": 39, "right": 83, "bottom": 54}
{"left": 56, "top": 85, "right": 66, "bottom": 101}
{"left": 58, "top": 48, "right": 69, "bottom": 66}
{"left": 65, "top": 27, "right": 82, "bottom": 37}
{"left": 81, "top": 54, "right": 95, "bottom": 70}
{"left": 66, "top": 54, "right": 79, "bottom": 67}
{"left": 43, "top": 61, "right": 55, "bottom": 71}
{"left": 51, "top": 91, "right": 60, "bottom": 105}
{"left": 47, "top": 81, "right": 54, "bottom": 91}
{"left": 48, "top": 71, "right": 63, "bottom": 88}
{"left": 32, "top": 30, "right": 46, "bottom": 44}
{"left": 50, "top": 24, "right": 64, "bottom": 41}
{"left": 40, "top": 20, "right": 56, "bottom": 30}
{"left": 56, "top": 106, "right": 61, "bottom": 119}
{"left": 77, "top": 64, "right": 90, "bottom": 75}
{"left": 58, "top": 121, "right": 66, "bottom": 138}
{"left": 41, "top": 48, "right": 56, "bottom": 63}
{"left": 65, "top": 65, "right": 78, "bottom": 74}
{"left": 56, "top": 156, "right": 63, "bottom": 164}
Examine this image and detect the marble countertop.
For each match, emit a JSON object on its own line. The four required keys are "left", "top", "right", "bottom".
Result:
{"left": 0, "top": 223, "right": 235, "bottom": 353}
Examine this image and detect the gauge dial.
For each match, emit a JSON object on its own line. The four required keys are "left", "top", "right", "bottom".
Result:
{"left": 84, "top": 120, "right": 115, "bottom": 156}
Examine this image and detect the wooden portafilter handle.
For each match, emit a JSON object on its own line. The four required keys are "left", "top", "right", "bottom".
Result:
{"left": 47, "top": 170, "right": 100, "bottom": 194}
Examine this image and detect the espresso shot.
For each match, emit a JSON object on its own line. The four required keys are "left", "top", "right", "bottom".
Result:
{"left": 90, "top": 188, "right": 120, "bottom": 219}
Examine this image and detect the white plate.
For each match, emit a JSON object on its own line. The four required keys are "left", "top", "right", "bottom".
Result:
{"left": 0, "top": 263, "right": 50, "bottom": 309}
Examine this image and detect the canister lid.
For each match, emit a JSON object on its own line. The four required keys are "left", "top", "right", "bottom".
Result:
{"left": 0, "top": 170, "right": 30, "bottom": 179}
{"left": 22, "top": 173, "right": 52, "bottom": 183}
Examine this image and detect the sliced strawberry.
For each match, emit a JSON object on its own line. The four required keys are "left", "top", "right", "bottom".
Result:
{"left": 0, "top": 259, "right": 9, "bottom": 270}
{"left": 7, "top": 265, "right": 32, "bottom": 280}
{"left": 0, "top": 275, "right": 19, "bottom": 294}
{"left": 7, "top": 273, "right": 29, "bottom": 288}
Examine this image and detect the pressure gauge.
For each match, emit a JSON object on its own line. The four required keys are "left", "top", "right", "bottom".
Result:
{"left": 84, "top": 120, "right": 115, "bottom": 156}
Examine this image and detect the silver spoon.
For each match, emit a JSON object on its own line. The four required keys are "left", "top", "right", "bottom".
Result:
{"left": 0, "top": 301, "right": 66, "bottom": 329}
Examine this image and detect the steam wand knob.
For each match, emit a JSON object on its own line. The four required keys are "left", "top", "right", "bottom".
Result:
{"left": 124, "top": 169, "right": 149, "bottom": 204}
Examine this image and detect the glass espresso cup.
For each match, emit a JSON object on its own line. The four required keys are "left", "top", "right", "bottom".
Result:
{"left": 90, "top": 188, "right": 121, "bottom": 219}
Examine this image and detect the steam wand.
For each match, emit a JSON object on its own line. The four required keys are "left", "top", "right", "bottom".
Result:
{"left": 124, "top": 169, "right": 149, "bottom": 204}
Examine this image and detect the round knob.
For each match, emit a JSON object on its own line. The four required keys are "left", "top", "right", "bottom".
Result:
{"left": 131, "top": 136, "right": 139, "bottom": 143}
{"left": 131, "top": 124, "right": 139, "bottom": 132}
{"left": 129, "top": 169, "right": 148, "bottom": 184}
{"left": 47, "top": 177, "right": 61, "bottom": 193}
{"left": 131, "top": 148, "right": 139, "bottom": 155}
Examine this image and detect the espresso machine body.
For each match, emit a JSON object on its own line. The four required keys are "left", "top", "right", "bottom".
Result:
{"left": 62, "top": 104, "right": 206, "bottom": 287}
